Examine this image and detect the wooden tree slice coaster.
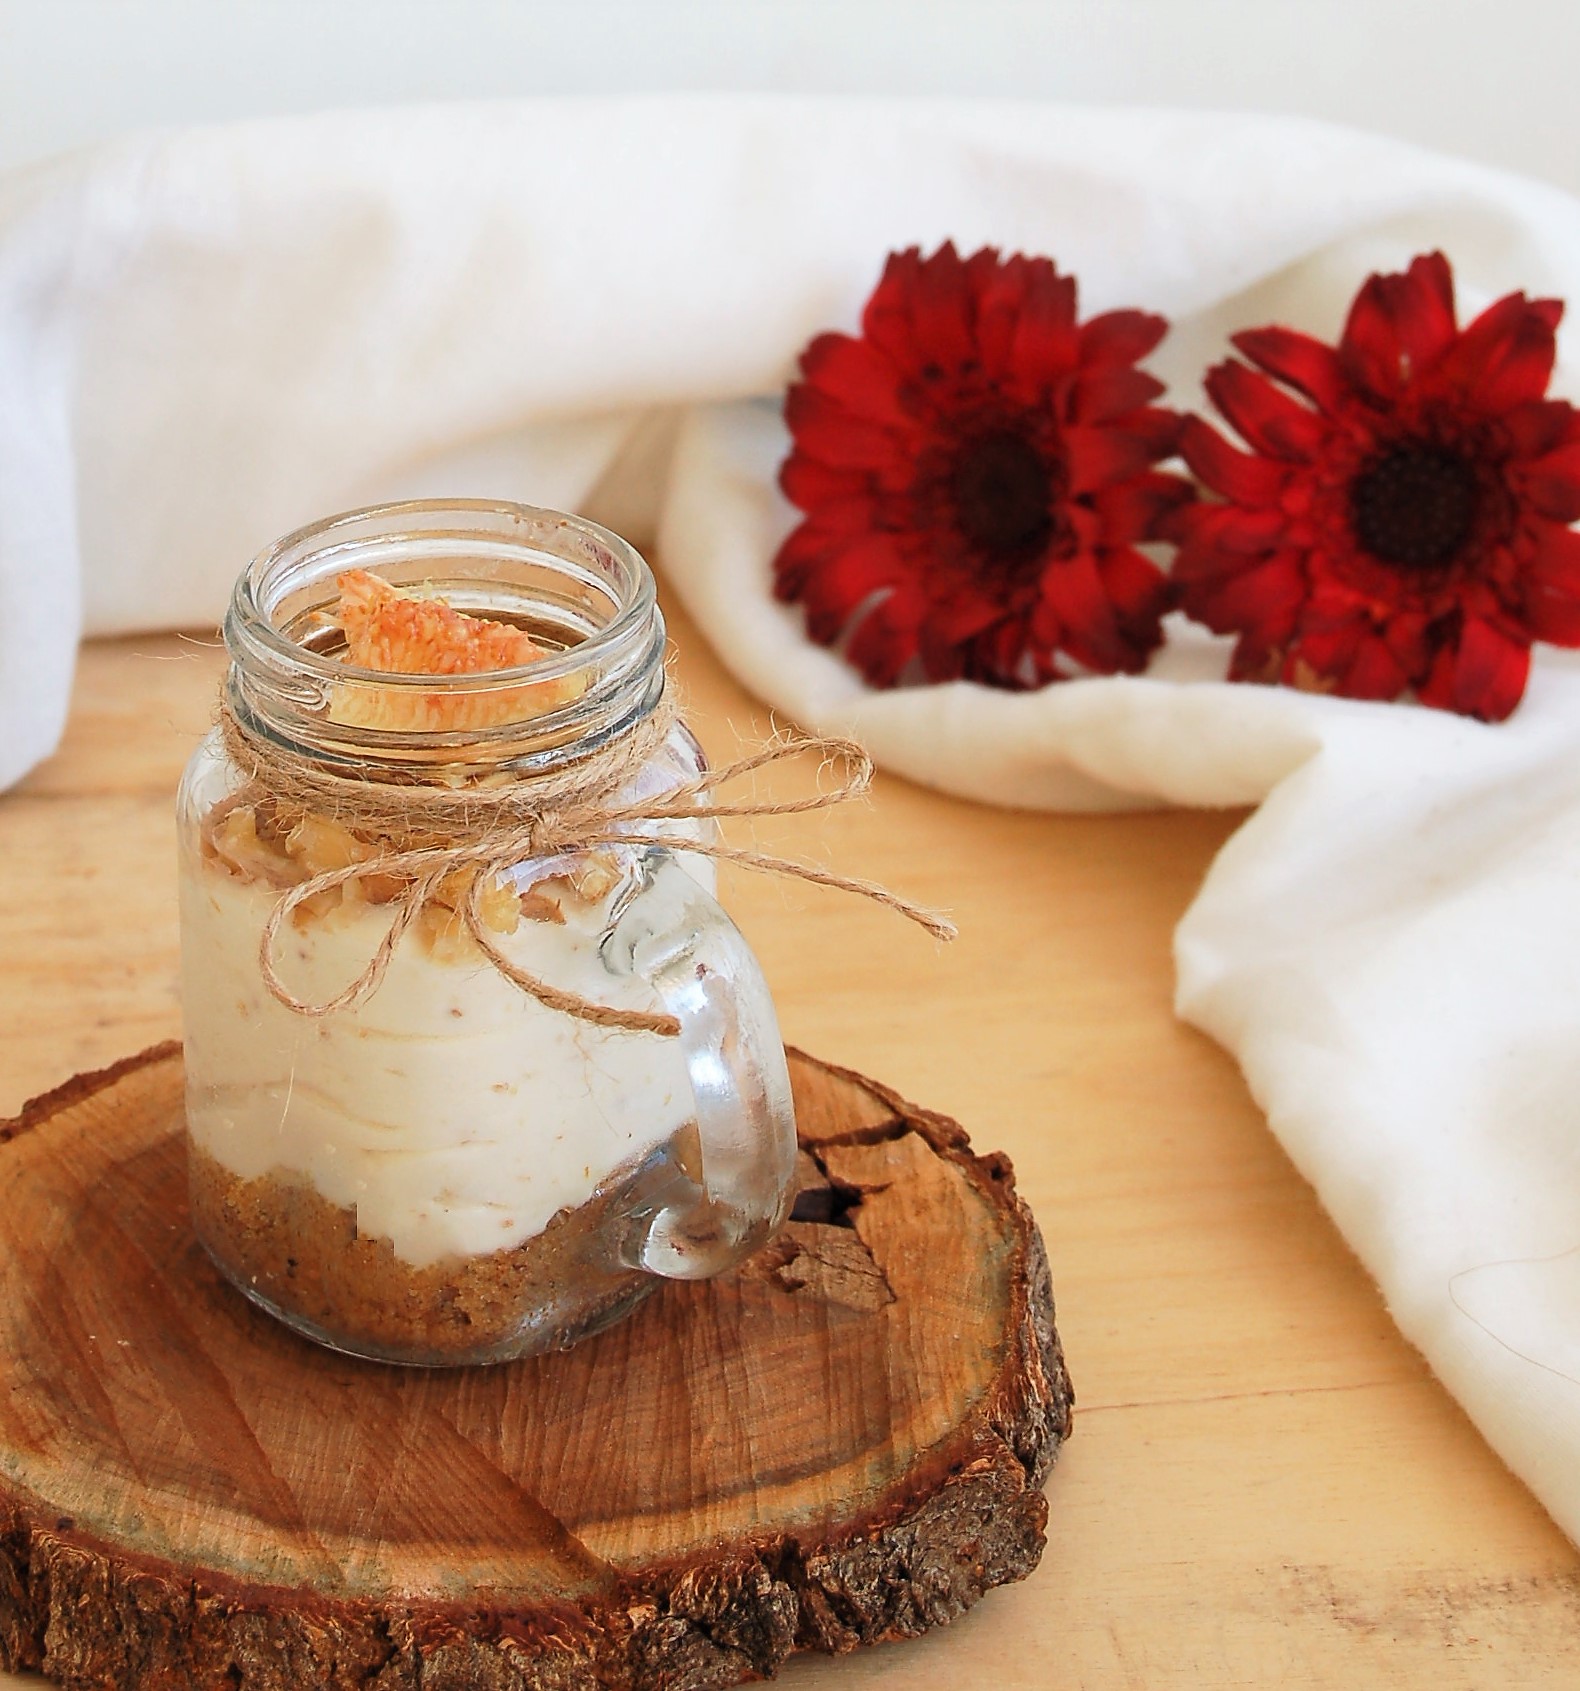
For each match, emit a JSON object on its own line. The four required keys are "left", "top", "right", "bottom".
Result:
{"left": 0, "top": 1044, "right": 1072, "bottom": 1691}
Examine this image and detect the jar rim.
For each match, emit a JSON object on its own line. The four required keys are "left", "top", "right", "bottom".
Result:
{"left": 224, "top": 499, "right": 668, "bottom": 771}
{"left": 231, "top": 497, "right": 656, "bottom": 692}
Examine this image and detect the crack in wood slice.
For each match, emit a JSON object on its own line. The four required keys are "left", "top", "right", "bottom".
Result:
{"left": 0, "top": 1044, "right": 1072, "bottom": 1691}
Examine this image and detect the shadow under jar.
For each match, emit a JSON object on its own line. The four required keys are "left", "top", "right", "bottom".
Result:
{"left": 176, "top": 500, "right": 798, "bottom": 1366}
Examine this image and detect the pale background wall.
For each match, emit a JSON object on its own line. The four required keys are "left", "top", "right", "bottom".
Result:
{"left": 0, "top": 0, "right": 1575, "bottom": 194}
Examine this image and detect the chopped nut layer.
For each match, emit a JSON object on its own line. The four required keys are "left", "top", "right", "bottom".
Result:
{"left": 203, "top": 799, "right": 621, "bottom": 953}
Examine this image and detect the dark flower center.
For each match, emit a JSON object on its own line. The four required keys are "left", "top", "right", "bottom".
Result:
{"left": 1350, "top": 443, "right": 1480, "bottom": 570}
{"left": 951, "top": 431, "right": 1055, "bottom": 562}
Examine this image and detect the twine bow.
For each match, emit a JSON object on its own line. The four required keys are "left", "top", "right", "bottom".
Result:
{"left": 220, "top": 701, "right": 955, "bottom": 1038}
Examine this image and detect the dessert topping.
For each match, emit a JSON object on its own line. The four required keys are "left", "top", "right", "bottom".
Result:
{"left": 329, "top": 569, "right": 585, "bottom": 731}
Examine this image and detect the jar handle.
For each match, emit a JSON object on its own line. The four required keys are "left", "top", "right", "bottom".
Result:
{"left": 600, "top": 850, "right": 798, "bottom": 1279}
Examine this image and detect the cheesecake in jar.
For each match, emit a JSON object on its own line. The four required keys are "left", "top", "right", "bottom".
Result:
{"left": 177, "top": 501, "right": 798, "bottom": 1366}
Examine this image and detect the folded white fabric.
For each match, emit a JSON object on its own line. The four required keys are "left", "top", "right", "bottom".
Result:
{"left": 4, "top": 96, "right": 1580, "bottom": 1539}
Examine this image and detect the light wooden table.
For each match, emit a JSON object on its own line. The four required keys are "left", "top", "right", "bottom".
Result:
{"left": 4, "top": 601, "right": 1579, "bottom": 1689}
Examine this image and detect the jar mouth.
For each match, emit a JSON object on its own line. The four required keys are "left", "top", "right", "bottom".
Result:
{"left": 225, "top": 500, "right": 666, "bottom": 772}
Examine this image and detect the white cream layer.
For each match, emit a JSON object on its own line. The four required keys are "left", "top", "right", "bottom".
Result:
{"left": 180, "top": 859, "right": 696, "bottom": 1269}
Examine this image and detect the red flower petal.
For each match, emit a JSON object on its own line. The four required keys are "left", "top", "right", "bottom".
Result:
{"left": 846, "top": 591, "right": 924, "bottom": 685}
{"left": 1188, "top": 554, "right": 1307, "bottom": 643}
{"left": 773, "top": 519, "right": 844, "bottom": 603}
{"left": 1124, "top": 406, "right": 1187, "bottom": 460}
{"left": 779, "top": 451, "right": 871, "bottom": 510}
{"left": 1068, "top": 365, "right": 1167, "bottom": 425}
{"left": 1284, "top": 613, "right": 1364, "bottom": 677}
{"left": 1521, "top": 442, "right": 1580, "bottom": 523}
{"left": 1172, "top": 502, "right": 1288, "bottom": 557}
{"left": 1418, "top": 617, "right": 1531, "bottom": 721}
{"left": 1232, "top": 326, "right": 1349, "bottom": 414}
{"left": 1089, "top": 472, "right": 1196, "bottom": 545}
{"left": 973, "top": 251, "right": 1033, "bottom": 381}
{"left": 799, "top": 332, "right": 913, "bottom": 428}
{"left": 1338, "top": 254, "right": 1457, "bottom": 399}
{"left": 1063, "top": 424, "right": 1160, "bottom": 492}
{"left": 1381, "top": 251, "right": 1459, "bottom": 373}
{"left": 1284, "top": 615, "right": 1412, "bottom": 702}
{"left": 1079, "top": 309, "right": 1168, "bottom": 368}
{"left": 862, "top": 248, "right": 926, "bottom": 370}
{"left": 1180, "top": 416, "right": 1290, "bottom": 508}
{"left": 925, "top": 584, "right": 1009, "bottom": 645}
{"left": 1338, "top": 273, "right": 1405, "bottom": 402}
{"left": 1501, "top": 399, "right": 1580, "bottom": 459}
{"left": 907, "top": 241, "right": 977, "bottom": 372}
{"left": 1205, "top": 360, "right": 1330, "bottom": 462}
{"left": 972, "top": 617, "right": 1037, "bottom": 682}
{"left": 1095, "top": 545, "right": 1171, "bottom": 622}
{"left": 1336, "top": 630, "right": 1412, "bottom": 701}
{"left": 783, "top": 386, "right": 906, "bottom": 471}
{"left": 1007, "top": 263, "right": 1080, "bottom": 390}
{"left": 793, "top": 533, "right": 907, "bottom": 642}
{"left": 1375, "top": 608, "right": 1436, "bottom": 678}
{"left": 1038, "top": 552, "right": 1131, "bottom": 671}
{"left": 1522, "top": 524, "right": 1580, "bottom": 640}
{"left": 1440, "top": 291, "right": 1558, "bottom": 412}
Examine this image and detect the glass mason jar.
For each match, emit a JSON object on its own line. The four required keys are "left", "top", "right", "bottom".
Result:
{"left": 176, "top": 500, "right": 798, "bottom": 1366}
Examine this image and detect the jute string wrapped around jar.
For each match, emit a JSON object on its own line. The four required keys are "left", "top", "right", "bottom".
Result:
{"left": 217, "top": 699, "right": 956, "bottom": 1037}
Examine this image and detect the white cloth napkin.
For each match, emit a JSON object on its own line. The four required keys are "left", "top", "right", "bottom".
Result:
{"left": 5, "top": 96, "right": 1580, "bottom": 1541}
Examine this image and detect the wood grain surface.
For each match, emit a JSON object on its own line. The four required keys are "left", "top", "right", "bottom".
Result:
{"left": 0, "top": 1043, "right": 1066, "bottom": 1689}
{"left": 3, "top": 597, "right": 1580, "bottom": 1688}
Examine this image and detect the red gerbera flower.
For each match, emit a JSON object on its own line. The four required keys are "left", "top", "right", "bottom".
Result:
{"left": 772, "top": 242, "right": 1193, "bottom": 688}
{"left": 1172, "top": 251, "right": 1580, "bottom": 721}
